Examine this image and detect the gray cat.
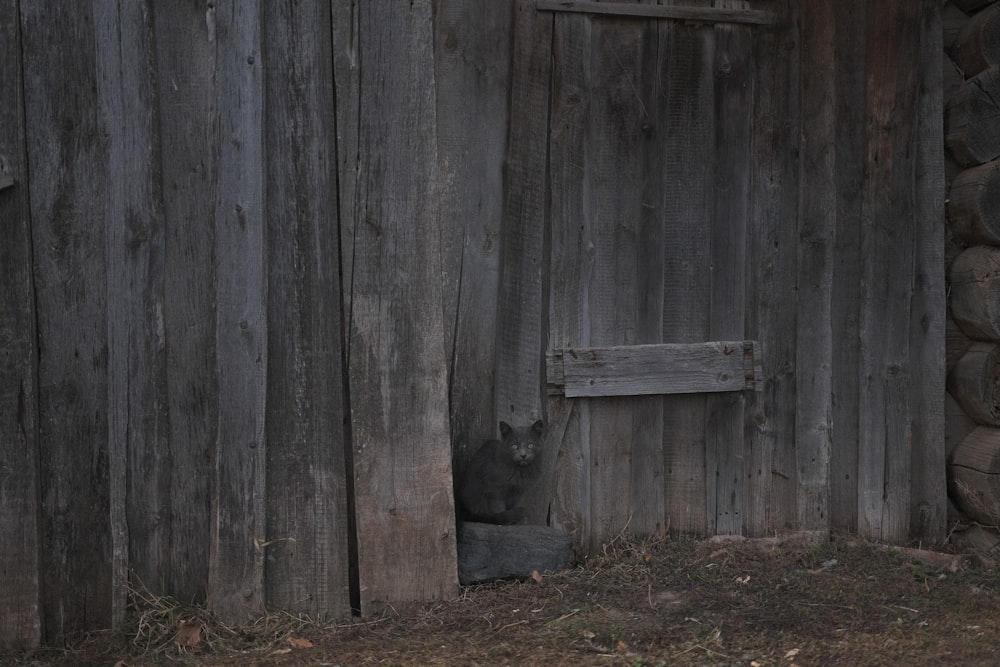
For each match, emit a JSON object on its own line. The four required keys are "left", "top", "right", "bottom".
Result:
{"left": 457, "top": 420, "right": 544, "bottom": 525}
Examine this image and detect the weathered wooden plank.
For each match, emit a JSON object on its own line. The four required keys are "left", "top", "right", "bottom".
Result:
{"left": 0, "top": 0, "right": 41, "bottom": 647}
{"left": 744, "top": 0, "right": 799, "bottom": 537}
{"left": 910, "top": 0, "right": 946, "bottom": 541}
{"left": 536, "top": 0, "right": 775, "bottom": 25}
{"left": 152, "top": 0, "right": 217, "bottom": 605}
{"left": 795, "top": 0, "right": 836, "bottom": 534}
{"left": 456, "top": 522, "right": 571, "bottom": 584}
{"left": 208, "top": 0, "right": 268, "bottom": 624}
{"left": 494, "top": 0, "right": 551, "bottom": 429}
{"left": 585, "top": 14, "right": 644, "bottom": 550}
{"left": 547, "top": 342, "right": 760, "bottom": 396}
{"left": 21, "top": 1, "right": 113, "bottom": 642}
{"left": 830, "top": 0, "right": 866, "bottom": 535}
{"left": 348, "top": 0, "right": 458, "bottom": 615}
{"left": 434, "top": 1, "right": 511, "bottom": 475}
{"left": 661, "top": 21, "right": 714, "bottom": 537}
{"left": 547, "top": 12, "right": 592, "bottom": 549}
{"left": 630, "top": 10, "right": 668, "bottom": 537}
{"left": 706, "top": 8, "right": 752, "bottom": 536}
{"left": 857, "top": 0, "right": 921, "bottom": 542}
{"left": 262, "top": 0, "right": 350, "bottom": 618}
{"left": 94, "top": 0, "right": 166, "bottom": 627}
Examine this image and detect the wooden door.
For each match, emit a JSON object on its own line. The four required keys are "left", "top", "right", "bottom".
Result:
{"left": 539, "top": 5, "right": 772, "bottom": 552}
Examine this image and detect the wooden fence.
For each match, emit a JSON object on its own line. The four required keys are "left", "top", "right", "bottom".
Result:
{"left": 0, "top": 0, "right": 946, "bottom": 649}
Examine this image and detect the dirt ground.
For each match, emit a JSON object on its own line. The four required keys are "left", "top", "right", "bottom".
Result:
{"left": 8, "top": 530, "right": 1000, "bottom": 666}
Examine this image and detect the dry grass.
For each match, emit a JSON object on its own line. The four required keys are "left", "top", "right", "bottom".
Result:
{"left": 7, "top": 530, "right": 1000, "bottom": 666}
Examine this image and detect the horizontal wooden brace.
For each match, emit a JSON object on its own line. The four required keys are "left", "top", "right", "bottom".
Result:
{"left": 547, "top": 340, "right": 763, "bottom": 397}
{"left": 535, "top": 1, "right": 776, "bottom": 25}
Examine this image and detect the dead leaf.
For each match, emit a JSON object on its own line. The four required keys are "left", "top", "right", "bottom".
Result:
{"left": 784, "top": 647, "right": 800, "bottom": 660}
{"left": 288, "top": 636, "right": 314, "bottom": 649}
{"left": 616, "top": 639, "right": 629, "bottom": 653}
{"left": 269, "top": 648, "right": 293, "bottom": 656}
{"left": 582, "top": 629, "right": 596, "bottom": 640}
{"left": 531, "top": 570, "right": 544, "bottom": 584}
{"left": 176, "top": 620, "right": 202, "bottom": 648}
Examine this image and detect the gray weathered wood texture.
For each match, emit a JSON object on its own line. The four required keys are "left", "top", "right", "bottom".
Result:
{"left": 345, "top": 0, "right": 459, "bottom": 615}
{"left": 1, "top": 0, "right": 948, "bottom": 646}
{"left": 262, "top": 0, "right": 351, "bottom": 618}
{"left": 21, "top": 1, "right": 115, "bottom": 640}
{"left": 547, "top": 342, "right": 761, "bottom": 397}
{"left": 0, "top": 0, "right": 41, "bottom": 648}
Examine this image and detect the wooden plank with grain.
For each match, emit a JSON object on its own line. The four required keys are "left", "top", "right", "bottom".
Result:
{"left": 20, "top": 2, "right": 113, "bottom": 641}
{"left": 262, "top": 0, "right": 351, "bottom": 618}
{"left": 795, "top": 0, "right": 836, "bottom": 534}
{"left": 857, "top": 0, "right": 922, "bottom": 542}
{"left": 348, "top": 0, "right": 459, "bottom": 615}
{"left": 95, "top": 0, "right": 167, "bottom": 628}
{"left": 661, "top": 21, "right": 714, "bottom": 537}
{"left": 547, "top": 342, "right": 760, "bottom": 397}
{"left": 208, "top": 0, "right": 268, "bottom": 625}
{"left": 0, "top": 0, "right": 41, "bottom": 648}
{"left": 152, "top": 0, "right": 218, "bottom": 606}
{"left": 744, "top": 0, "right": 799, "bottom": 537}
{"left": 706, "top": 7, "right": 752, "bottom": 536}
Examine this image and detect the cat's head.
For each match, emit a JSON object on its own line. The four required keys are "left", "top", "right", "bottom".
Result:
{"left": 499, "top": 420, "right": 544, "bottom": 467}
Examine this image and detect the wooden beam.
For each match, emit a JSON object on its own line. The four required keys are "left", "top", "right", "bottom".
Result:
{"left": 535, "top": 1, "right": 775, "bottom": 25}
{"left": 547, "top": 341, "right": 762, "bottom": 397}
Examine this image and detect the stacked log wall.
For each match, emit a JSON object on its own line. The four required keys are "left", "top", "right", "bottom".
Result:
{"left": 945, "top": 0, "right": 1000, "bottom": 528}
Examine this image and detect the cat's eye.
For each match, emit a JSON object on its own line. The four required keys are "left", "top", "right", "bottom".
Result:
{"left": 527, "top": 443, "right": 534, "bottom": 449}
{"left": 511, "top": 443, "right": 518, "bottom": 449}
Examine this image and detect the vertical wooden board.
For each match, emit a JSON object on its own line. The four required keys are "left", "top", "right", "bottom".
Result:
{"left": 20, "top": 2, "right": 113, "bottom": 641}
{"left": 94, "top": 0, "right": 168, "bottom": 626}
{"left": 706, "top": 14, "right": 752, "bottom": 536}
{"left": 794, "top": 0, "right": 836, "bottom": 533}
{"left": 152, "top": 0, "right": 218, "bottom": 603}
{"left": 494, "top": 0, "right": 552, "bottom": 428}
{"left": 858, "top": 0, "right": 921, "bottom": 542}
{"left": 744, "top": 0, "right": 799, "bottom": 536}
{"left": 434, "top": 0, "right": 512, "bottom": 472}
{"left": 262, "top": 0, "right": 351, "bottom": 616}
{"left": 910, "top": 0, "right": 946, "bottom": 542}
{"left": 547, "top": 13, "right": 592, "bottom": 547}
{"left": 830, "top": 0, "right": 866, "bottom": 535}
{"left": 661, "top": 22, "right": 714, "bottom": 536}
{"left": 208, "top": 0, "right": 267, "bottom": 624}
{"left": 0, "top": 0, "right": 41, "bottom": 647}
{"left": 631, "top": 23, "right": 667, "bottom": 533}
{"left": 585, "top": 17, "right": 639, "bottom": 550}
{"left": 349, "top": 0, "right": 458, "bottom": 615}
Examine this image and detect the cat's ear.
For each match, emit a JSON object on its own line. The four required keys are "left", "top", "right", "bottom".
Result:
{"left": 531, "top": 419, "right": 544, "bottom": 436}
{"left": 499, "top": 421, "right": 513, "bottom": 438}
